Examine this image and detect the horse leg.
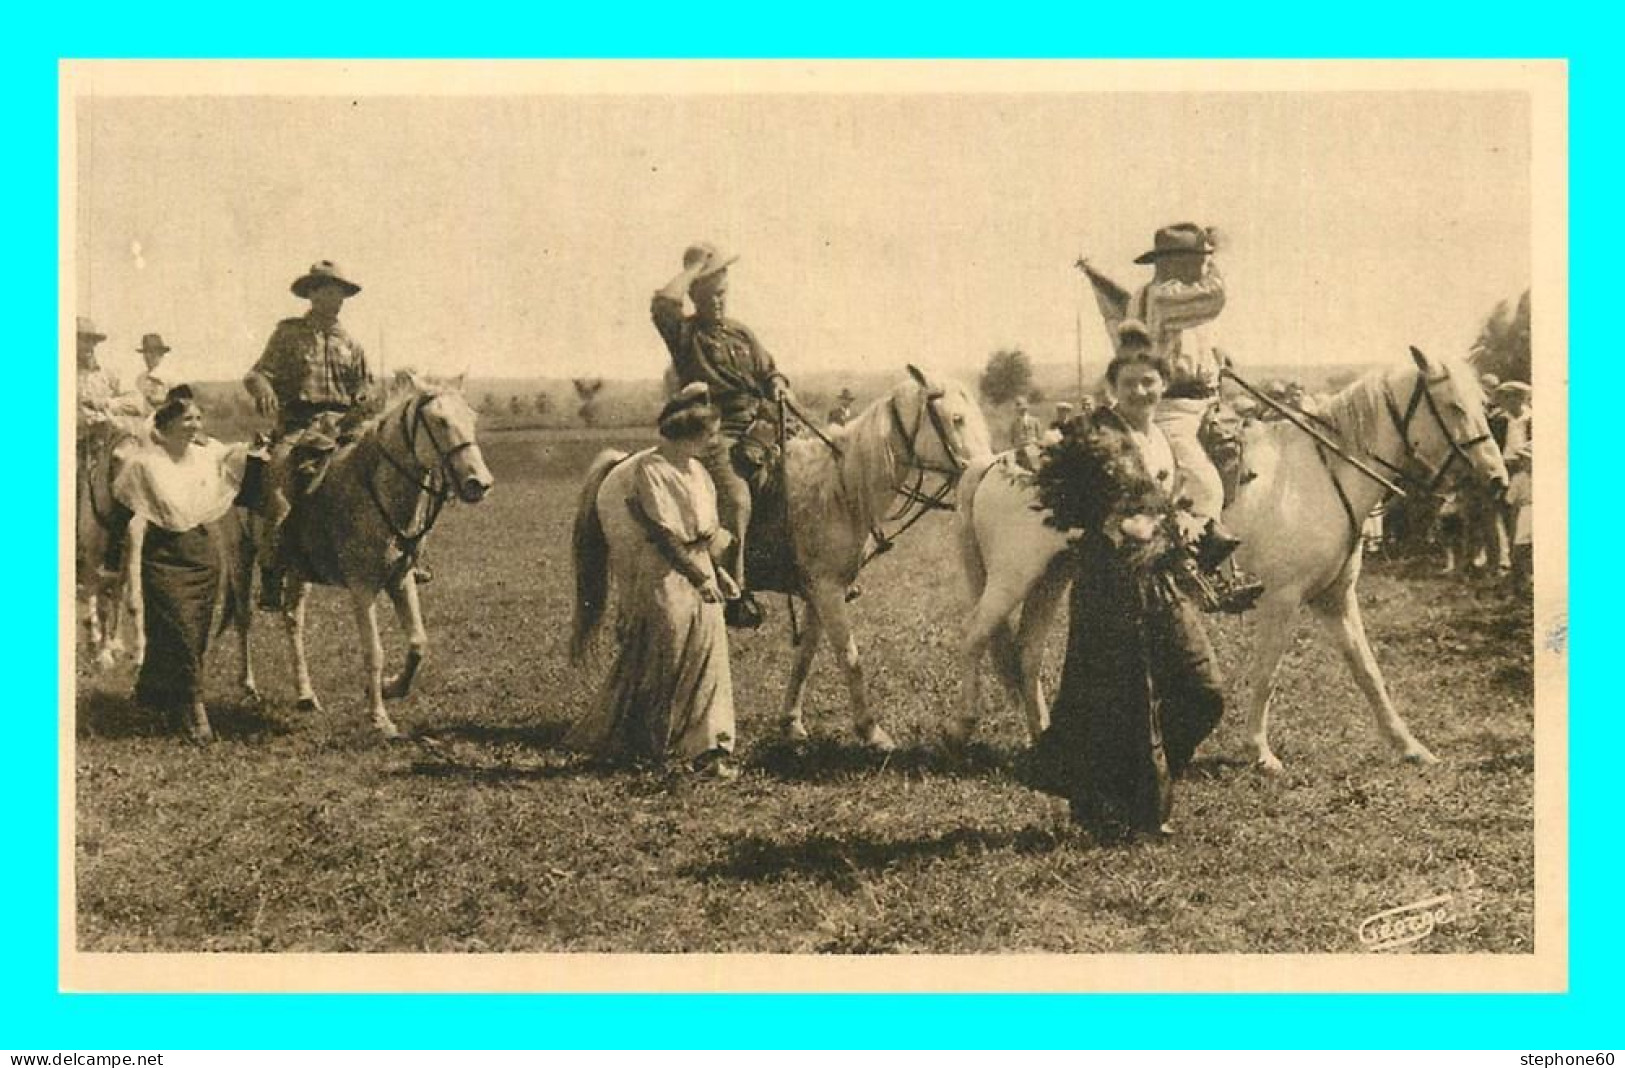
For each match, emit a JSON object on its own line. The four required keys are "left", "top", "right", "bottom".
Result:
{"left": 186, "top": 698, "right": 215, "bottom": 745}
{"left": 1241, "top": 593, "right": 1304, "bottom": 773}
{"left": 952, "top": 584, "right": 1021, "bottom": 744}
{"left": 1309, "top": 575, "right": 1439, "bottom": 765}
{"left": 779, "top": 603, "right": 823, "bottom": 743}
{"left": 237, "top": 613, "right": 259, "bottom": 705}
{"left": 350, "top": 588, "right": 401, "bottom": 739}
{"left": 283, "top": 580, "right": 321, "bottom": 713}
{"left": 1012, "top": 565, "right": 1068, "bottom": 745}
{"left": 382, "top": 577, "right": 426, "bottom": 701}
{"left": 809, "top": 582, "right": 893, "bottom": 752}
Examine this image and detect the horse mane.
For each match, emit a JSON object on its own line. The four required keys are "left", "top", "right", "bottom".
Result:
{"left": 1310, "top": 368, "right": 1390, "bottom": 449}
{"left": 787, "top": 390, "right": 899, "bottom": 529}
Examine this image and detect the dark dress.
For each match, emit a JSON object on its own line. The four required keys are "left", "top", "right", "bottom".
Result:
{"left": 1030, "top": 409, "right": 1224, "bottom": 836}
{"left": 134, "top": 525, "right": 219, "bottom": 710}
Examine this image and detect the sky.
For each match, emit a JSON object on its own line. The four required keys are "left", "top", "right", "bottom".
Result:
{"left": 72, "top": 80, "right": 1532, "bottom": 390}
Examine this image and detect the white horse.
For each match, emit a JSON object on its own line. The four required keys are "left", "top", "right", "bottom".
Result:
{"left": 223, "top": 377, "right": 495, "bottom": 740}
{"left": 572, "top": 365, "right": 993, "bottom": 750}
{"left": 956, "top": 347, "right": 1508, "bottom": 770}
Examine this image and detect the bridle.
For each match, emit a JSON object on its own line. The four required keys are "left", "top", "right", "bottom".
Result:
{"left": 1314, "top": 366, "right": 1496, "bottom": 546}
{"left": 1374, "top": 368, "right": 1494, "bottom": 495}
{"left": 363, "top": 392, "right": 476, "bottom": 577}
{"left": 860, "top": 385, "right": 968, "bottom": 564}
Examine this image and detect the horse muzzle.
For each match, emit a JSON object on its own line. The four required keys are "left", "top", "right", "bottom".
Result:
{"left": 459, "top": 475, "right": 493, "bottom": 503}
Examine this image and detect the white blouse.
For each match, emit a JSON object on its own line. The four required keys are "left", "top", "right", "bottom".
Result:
{"left": 113, "top": 439, "right": 245, "bottom": 533}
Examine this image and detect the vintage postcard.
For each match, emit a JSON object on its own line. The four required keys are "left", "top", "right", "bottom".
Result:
{"left": 61, "top": 59, "right": 1566, "bottom": 993}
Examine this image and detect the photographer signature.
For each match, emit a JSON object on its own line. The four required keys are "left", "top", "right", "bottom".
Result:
{"left": 1358, "top": 869, "right": 1487, "bottom": 951}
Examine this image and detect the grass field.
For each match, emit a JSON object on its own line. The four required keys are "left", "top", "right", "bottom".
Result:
{"left": 73, "top": 426, "right": 1536, "bottom": 954}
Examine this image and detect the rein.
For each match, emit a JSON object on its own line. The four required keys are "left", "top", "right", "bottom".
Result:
{"left": 360, "top": 394, "right": 468, "bottom": 584}
{"left": 1228, "top": 366, "right": 1492, "bottom": 552}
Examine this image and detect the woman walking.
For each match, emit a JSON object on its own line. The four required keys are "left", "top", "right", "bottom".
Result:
{"left": 113, "top": 388, "right": 243, "bottom": 742}
{"left": 569, "top": 384, "right": 741, "bottom": 778}
{"left": 1027, "top": 325, "right": 1226, "bottom": 839}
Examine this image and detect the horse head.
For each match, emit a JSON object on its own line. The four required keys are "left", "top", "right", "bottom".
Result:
{"left": 1391, "top": 348, "right": 1508, "bottom": 495}
{"left": 395, "top": 377, "right": 495, "bottom": 504}
{"left": 892, "top": 364, "right": 993, "bottom": 476}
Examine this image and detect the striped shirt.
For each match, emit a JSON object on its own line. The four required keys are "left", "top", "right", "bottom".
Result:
{"left": 1130, "top": 263, "right": 1227, "bottom": 392}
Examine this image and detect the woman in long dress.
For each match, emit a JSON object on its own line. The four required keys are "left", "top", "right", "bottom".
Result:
{"left": 1029, "top": 325, "right": 1225, "bottom": 840}
{"left": 569, "top": 384, "right": 741, "bottom": 778}
{"left": 113, "top": 388, "right": 243, "bottom": 743}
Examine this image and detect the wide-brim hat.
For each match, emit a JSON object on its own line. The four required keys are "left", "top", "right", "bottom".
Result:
{"left": 837, "top": 388, "right": 856, "bottom": 402}
{"left": 76, "top": 316, "right": 106, "bottom": 342}
{"left": 684, "top": 242, "right": 740, "bottom": 285}
{"left": 291, "top": 260, "right": 362, "bottom": 299}
{"left": 1494, "top": 380, "right": 1532, "bottom": 397}
{"left": 1134, "top": 222, "right": 1215, "bottom": 265}
{"left": 137, "top": 332, "right": 171, "bottom": 354}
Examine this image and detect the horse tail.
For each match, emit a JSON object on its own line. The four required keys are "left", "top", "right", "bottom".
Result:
{"left": 570, "top": 449, "right": 626, "bottom": 663}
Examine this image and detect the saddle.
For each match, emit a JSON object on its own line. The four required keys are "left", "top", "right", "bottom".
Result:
{"left": 737, "top": 415, "right": 801, "bottom": 598}
{"left": 1198, "top": 401, "right": 1252, "bottom": 508}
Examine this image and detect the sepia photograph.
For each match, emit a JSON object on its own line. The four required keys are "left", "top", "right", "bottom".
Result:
{"left": 60, "top": 60, "right": 1567, "bottom": 993}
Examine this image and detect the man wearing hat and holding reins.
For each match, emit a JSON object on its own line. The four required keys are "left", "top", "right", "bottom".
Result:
{"left": 651, "top": 243, "right": 793, "bottom": 628}
{"left": 243, "top": 260, "right": 376, "bottom": 610}
{"left": 1123, "top": 222, "right": 1263, "bottom": 612}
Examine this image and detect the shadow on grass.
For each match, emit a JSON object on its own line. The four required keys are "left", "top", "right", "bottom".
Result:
{"left": 414, "top": 722, "right": 571, "bottom": 750}
{"left": 77, "top": 689, "right": 290, "bottom": 742}
{"left": 748, "top": 737, "right": 1018, "bottom": 783}
{"left": 683, "top": 825, "right": 1070, "bottom": 890}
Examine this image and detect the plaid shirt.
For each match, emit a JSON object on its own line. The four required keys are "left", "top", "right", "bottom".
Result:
{"left": 252, "top": 313, "right": 372, "bottom": 427}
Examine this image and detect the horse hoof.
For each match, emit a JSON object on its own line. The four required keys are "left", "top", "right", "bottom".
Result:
{"left": 187, "top": 726, "right": 215, "bottom": 746}
{"left": 781, "top": 720, "right": 810, "bottom": 743}
{"left": 859, "top": 724, "right": 897, "bottom": 752}
{"left": 377, "top": 722, "right": 403, "bottom": 741}
{"left": 382, "top": 679, "right": 410, "bottom": 701}
{"left": 1254, "top": 753, "right": 1284, "bottom": 775}
{"left": 1403, "top": 747, "right": 1441, "bottom": 767}
{"left": 296, "top": 696, "right": 322, "bottom": 713}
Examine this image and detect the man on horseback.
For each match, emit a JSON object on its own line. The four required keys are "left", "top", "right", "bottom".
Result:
{"left": 242, "top": 260, "right": 376, "bottom": 610}
{"left": 1083, "top": 224, "right": 1264, "bottom": 612}
{"left": 651, "top": 243, "right": 793, "bottom": 628}
{"left": 78, "top": 316, "right": 151, "bottom": 575}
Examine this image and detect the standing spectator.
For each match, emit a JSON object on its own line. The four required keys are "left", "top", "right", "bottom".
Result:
{"left": 1497, "top": 381, "right": 1533, "bottom": 594}
{"left": 827, "top": 388, "right": 856, "bottom": 427}
{"left": 135, "top": 333, "right": 174, "bottom": 409}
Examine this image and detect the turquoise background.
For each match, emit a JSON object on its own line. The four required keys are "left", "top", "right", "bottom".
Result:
{"left": 16, "top": 2, "right": 1605, "bottom": 1049}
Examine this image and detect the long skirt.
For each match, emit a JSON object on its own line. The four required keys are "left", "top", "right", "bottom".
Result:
{"left": 1033, "top": 534, "right": 1224, "bottom": 834}
{"left": 568, "top": 563, "right": 736, "bottom": 765}
{"left": 134, "top": 525, "right": 218, "bottom": 711}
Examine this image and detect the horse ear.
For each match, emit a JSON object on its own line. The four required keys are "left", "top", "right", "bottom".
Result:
{"left": 1409, "top": 346, "right": 1432, "bottom": 374}
{"left": 905, "top": 364, "right": 930, "bottom": 389}
{"left": 453, "top": 369, "right": 468, "bottom": 392}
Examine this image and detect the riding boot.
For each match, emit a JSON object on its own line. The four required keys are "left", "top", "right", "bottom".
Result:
{"left": 1194, "top": 519, "right": 1265, "bottom": 614}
